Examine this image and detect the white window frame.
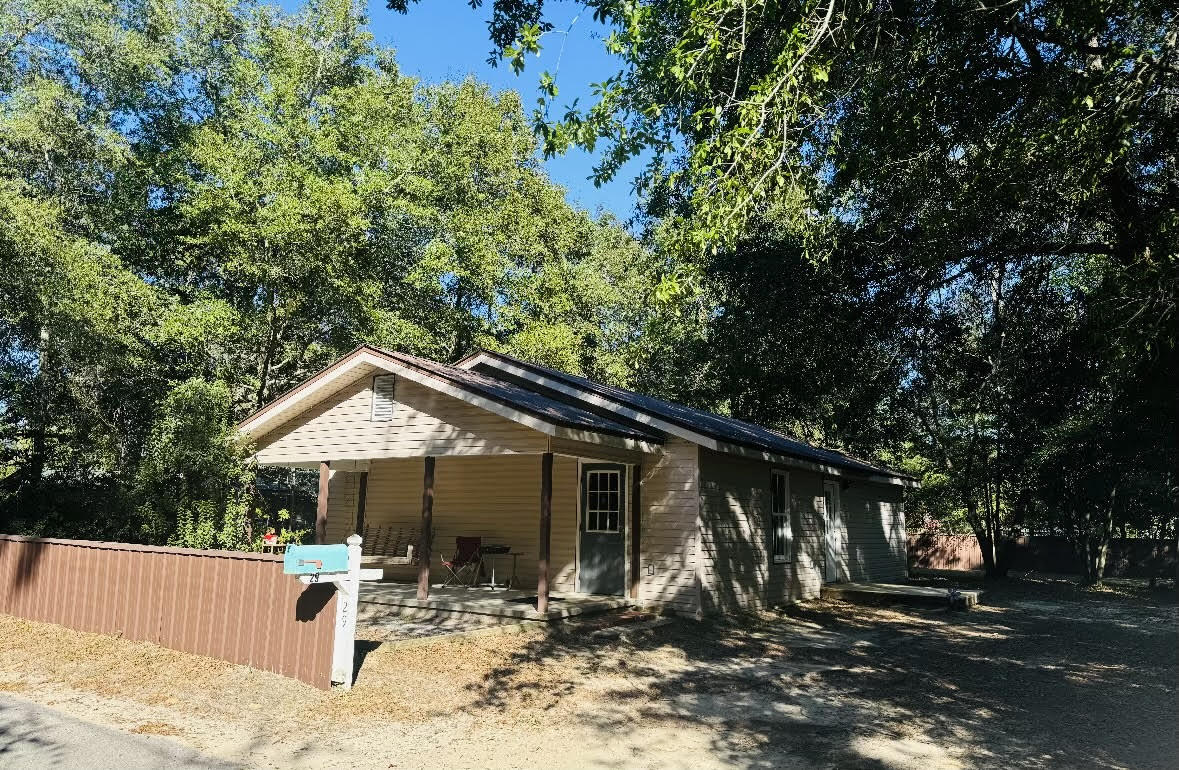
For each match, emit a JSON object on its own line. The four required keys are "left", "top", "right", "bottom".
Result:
{"left": 584, "top": 468, "right": 623, "bottom": 533}
{"left": 770, "top": 469, "right": 791, "bottom": 563}
{"left": 371, "top": 374, "right": 396, "bottom": 421}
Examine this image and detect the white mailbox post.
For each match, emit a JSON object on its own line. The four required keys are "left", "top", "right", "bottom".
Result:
{"left": 290, "top": 534, "right": 382, "bottom": 690}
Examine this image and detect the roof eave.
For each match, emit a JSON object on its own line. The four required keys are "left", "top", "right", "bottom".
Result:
{"left": 238, "top": 346, "right": 662, "bottom": 452}
{"left": 463, "top": 349, "right": 916, "bottom": 485}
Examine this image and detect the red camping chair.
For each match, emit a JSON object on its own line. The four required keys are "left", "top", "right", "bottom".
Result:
{"left": 441, "top": 536, "right": 483, "bottom": 587}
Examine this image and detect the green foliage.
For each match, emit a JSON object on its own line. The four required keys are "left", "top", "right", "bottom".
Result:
{"left": 0, "top": 0, "right": 665, "bottom": 545}
{"left": 457, "top": 0, "right": 1175, "bottom": 577}
{"left": 137, "top": 379, "right": 255, "bottom": 546}
{"left": 267, "top": 508, "right": 312, "bottom": 548}
{"left": 171, "top": 502, "right": 221, "bottom": 551}
{"left": 403, "top": 0, "right": 1177, "bottom": 261}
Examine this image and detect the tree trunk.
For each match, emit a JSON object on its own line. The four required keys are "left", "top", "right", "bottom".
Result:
{"left": 969, "top": 499, "right": 1007, "bottom": 579}
{"left": 978, "top": 531, "right": 998, "bottom": 577}
{"left": 1084, "top": 484, "right": 1118, "bottom": 585}
{"left": 255, "top": 292, "right": 281, "bottom": 409}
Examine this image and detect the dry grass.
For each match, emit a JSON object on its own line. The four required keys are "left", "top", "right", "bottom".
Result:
{"left": 0, "top": 614, "right": 322, "bottom": 722}
{"left": 1, "top": 576, "right": 1175, "bottom": 769}
{"left": 0, "top": 614, "right": 601, "bottom": 728}
{"left": 130, "top": 720, "right": 184, "bottom": 736}
{"left": 319, "top": 631, "right": 552, "bottom": 724}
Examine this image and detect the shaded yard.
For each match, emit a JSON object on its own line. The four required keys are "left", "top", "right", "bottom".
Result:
{"left": 1, "top": 574, "right": 1175, "bottom": 769}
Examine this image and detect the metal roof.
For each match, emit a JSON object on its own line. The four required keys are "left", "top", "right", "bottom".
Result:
{"left": 370, "top": 347, "right": 664, "bottom": 443}
{"left": 462, "top": 349, "right": 913, "bottom": 481}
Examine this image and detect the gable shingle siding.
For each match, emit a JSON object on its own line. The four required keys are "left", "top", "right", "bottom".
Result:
{"left": 253, "top": 375, "right": 549, "bottom": 464}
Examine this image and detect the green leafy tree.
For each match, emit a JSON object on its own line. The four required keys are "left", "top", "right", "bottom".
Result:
{"left": 136, "top": 379, "right": 255, "bottom": 547}
{"left": 402, "top": 0, "right": 1177, "bottom": 578}
{"left": 0, "top": 0, "right": 667, "bottom": 544}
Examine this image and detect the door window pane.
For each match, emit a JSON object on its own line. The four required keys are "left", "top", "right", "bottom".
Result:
{"left": 585, "top": 470, "right": 623, "bottom": 533}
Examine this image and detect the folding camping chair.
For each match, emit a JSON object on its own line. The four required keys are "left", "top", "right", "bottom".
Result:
{"left": 441, "top": 536, "right": 483, "bottom": 587}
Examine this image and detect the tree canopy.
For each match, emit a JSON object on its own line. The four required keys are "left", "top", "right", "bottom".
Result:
{"left": 0, "top": 0, "right": 667, "bottom": 545}
{"left": 399, "top": 0, "right": 1177, "bottom": 579}
{"left": 2, "top": 0, "right": 1175, "bottom": 583}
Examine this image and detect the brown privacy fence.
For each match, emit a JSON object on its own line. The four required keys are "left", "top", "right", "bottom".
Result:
{"left": 909, "top": 532, "right": 1177, "bottom": 579}
{"left": 0, "top": 535, "right": 337, "bottom": 688}
{"left": 908, "top": 534, "right": 984, "bottom": 572}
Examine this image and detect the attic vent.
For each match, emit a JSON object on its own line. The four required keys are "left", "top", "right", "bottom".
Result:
{"left": 371, "top": 374, "right": 396, "bottom": 421}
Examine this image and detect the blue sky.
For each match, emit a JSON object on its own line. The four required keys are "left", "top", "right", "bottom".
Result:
{"left": 280, "top": 0, "right": 642, "bottom": 221}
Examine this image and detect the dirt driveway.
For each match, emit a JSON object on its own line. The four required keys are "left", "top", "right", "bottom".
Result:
{"left": 1, "top": 575, "right": 1175, "bottom": 769}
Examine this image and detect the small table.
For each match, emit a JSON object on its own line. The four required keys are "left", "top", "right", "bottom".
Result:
{"left": 482, "top": 551, "right": 523, "bottom": 590}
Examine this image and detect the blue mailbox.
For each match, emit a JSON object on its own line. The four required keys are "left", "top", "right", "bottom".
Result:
{"left": 283, "top": 544, "right": 348, "bottom": 575}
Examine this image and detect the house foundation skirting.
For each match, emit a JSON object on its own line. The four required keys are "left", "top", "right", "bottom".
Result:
{"left": 358, "top": 583, "right": 631, "bottom": 622}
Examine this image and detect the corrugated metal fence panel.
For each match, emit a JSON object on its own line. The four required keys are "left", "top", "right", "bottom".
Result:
{"left": 0, "top": 535, "right": 336, "bottom": 689}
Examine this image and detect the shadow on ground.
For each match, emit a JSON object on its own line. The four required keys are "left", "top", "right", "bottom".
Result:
{"left": 0, "top": 699, "right": 65, "bottom": 767}
{"left": 449, "top": 575, "right": 1178, "bottom": 769}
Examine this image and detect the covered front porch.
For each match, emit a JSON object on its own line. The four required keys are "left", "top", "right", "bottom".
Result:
{"left": 310, "top": 451, "right": 644, "bottom": 615}
{"left": 240, "top": 347, "right": 662, "bottom": 615}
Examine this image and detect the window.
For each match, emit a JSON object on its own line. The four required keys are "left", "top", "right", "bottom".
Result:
{"left": 771, "top": 470, "right": 791, "bottom": 563}
{"left": 371, "top": 374, "right": 396, "bottom": 421}
{"left": 585, "top": 468, "right": 622, "bottom": 532}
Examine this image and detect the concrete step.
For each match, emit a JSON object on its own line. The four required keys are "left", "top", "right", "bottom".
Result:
{"left": 822, "top": 581, "right": 983, "bottom": 609}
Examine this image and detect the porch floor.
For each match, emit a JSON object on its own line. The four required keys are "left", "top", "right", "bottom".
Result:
{"left": 822, "top": 581, "right": 984, "bottom": 609}
{"left": 358, "top": 582, "right": 632, "bottom": 622}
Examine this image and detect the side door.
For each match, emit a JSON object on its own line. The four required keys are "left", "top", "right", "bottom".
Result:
{"left": 822, "top": 480, "right": 843, "bottom": 582}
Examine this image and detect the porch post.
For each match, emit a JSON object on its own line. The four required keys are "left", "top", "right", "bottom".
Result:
{"left": 537, "top": 452, "right": 553, "bottom": 614}
{"left": 630, "top": 463, "right": 642, "bottom": 599}
{"left": 315, "top": 460, "right": 330, "bottom": 544}
{"left": 354, "top": 471, "right": 369, "bottom": 535}
{"left": 417, "top": 456, "right": 435, "bottom": 600}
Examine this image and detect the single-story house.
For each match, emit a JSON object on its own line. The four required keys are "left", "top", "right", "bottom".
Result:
{"left": 238, "top": 345, "right": 915, "bottom": 617}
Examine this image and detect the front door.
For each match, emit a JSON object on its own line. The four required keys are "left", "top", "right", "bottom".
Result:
{"left": 578, "top": 463, "right": 626, "bottom": 596}
{"left": 822, "top": 481, "right": 842, "bottom": 583}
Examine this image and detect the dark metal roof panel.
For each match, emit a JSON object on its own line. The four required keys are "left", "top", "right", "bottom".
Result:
{"left": 373, "top": 347, "right": 664, "bottom": 443}
{"left": 467, "top": 350, "right": 912, "bottom": 480}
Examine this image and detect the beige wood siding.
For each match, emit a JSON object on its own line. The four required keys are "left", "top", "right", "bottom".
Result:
{"left": 789, "top": 469, "right": 826, "bottom": 601}
{"left": 325, "top": 470, "right": 359, "bottom": 544}
{"left": 838, "top": 482, "right": 907, "bottom": 582}
{"left": 549, "top": 436, "right": 646, "bottom": 465}
{"left": 697, "top": 449, "right": 825, "bottom": 612}
{"left": 252, "top": 375, "right": 549, "bottom": 465}
{"left": 636, "top": 438, "right": 700, "bottom": 615}
{"left": 319, "top": 455, "right": 578, "bottom": 593}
